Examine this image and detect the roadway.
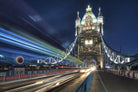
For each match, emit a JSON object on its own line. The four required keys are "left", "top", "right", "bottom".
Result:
{"left": 89, "top": 70, "right": 138, "bottom": 92}
{"left": 1, "top": 70, "right": 138, "bottom": 92}
{"left": 0, "top": 73, "right": 67, "bottom": 91}
{"left": 48, "top": 71, "right": 91, "bottom": 92}
{"left": 0, "top": 71, "right": 91, "bottom": 92}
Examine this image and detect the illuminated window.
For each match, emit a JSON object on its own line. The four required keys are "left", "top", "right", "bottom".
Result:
{"left": 94, "top": 38, "right": 98, "bottom": 42}
{"left": 85, "top": 40, "right": 93, "bottom": 45}
{"left": 81, "top": 39, "right": 84, "bottom": 43}
{"left": 92, "top": 26, "right": 95, "bottom": 30}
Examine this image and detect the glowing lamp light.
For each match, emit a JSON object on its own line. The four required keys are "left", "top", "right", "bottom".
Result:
{"left": 91, "top": 66, "right": 96, "bottom": 71}
{"left": 80, "top": 69, "right": 86, "bottom": 73}
{"left": 91, "top": 67, "right": 96, "bottom": 71}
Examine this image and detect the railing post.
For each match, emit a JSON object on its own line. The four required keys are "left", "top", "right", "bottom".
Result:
{"left": 133, "top": 71, "right": 135, "bottom": 79}
{"left": 30, "top": 71, "right": 31, "bottom": 79}
{"left": 85, "top": 79, "right": 87, "bottom": 92}
{"left": 19, "top": 72, "right": 20, "bottom": 80}
{"left": 3, "top": 73, "right": 5, "bottom": 82}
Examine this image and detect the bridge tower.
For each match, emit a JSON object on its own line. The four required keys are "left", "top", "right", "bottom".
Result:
{"left": 75, "top": 5, "right": 104, "bottom": 69}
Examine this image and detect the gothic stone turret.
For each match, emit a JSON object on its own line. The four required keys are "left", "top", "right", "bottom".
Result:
{"left": 76, "top": 5, "right": 104, "bottom": 69}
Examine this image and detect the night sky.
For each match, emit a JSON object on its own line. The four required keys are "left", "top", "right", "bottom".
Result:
{"left": 24, "top": 0, "right": 138, "bottom": 55}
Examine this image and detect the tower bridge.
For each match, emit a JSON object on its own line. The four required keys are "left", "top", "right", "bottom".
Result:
{"left": 76, "top": 5, "right": 103, "bottom": 69}
{"left": 0, "top": 2, "right": 138, "bottom": 92}
{"left": 75, "top": 5, "right": 138, "bottom": 70}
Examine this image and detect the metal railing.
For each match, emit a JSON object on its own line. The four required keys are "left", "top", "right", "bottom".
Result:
{"left": 0, "top": 69, "right": 79, "bottom": 82}
{"left": 74, "top": 72, "right": 93, "bottom": 92}
{"left": 106, "top": 69, "right": 138, "bottom": 79}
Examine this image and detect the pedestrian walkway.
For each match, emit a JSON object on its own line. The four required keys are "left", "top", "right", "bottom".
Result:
{"left": 89, "top": 71, "right": 106, "bottom": 92}
{"left": 89, "top": 71, "right": 138, "bottom": 92}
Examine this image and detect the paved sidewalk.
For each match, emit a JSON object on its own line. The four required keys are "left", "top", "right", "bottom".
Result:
{"left": 89, "top": 71, "right": 105, "bottom": 92}
{"left": 89, "top": 71, "right": 138, "bottom": 92}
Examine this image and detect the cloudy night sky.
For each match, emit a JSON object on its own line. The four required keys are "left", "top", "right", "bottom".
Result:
{"left": 1, "top": 0, "right": 138, "bottom": 55}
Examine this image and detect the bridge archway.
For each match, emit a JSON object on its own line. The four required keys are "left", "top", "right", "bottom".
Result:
{"left": 83, "top": 58, "right": 97, "bottom": 67}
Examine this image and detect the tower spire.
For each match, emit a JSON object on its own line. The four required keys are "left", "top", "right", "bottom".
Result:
{"left": 98, "top": 7, "right": 102, "bottom": 16}
{"left": 77, "top": 11, "right": 79, "bottom": 16}
{"left": 75, "top": 11, "right": 81, "bottom": 36}
{"left": 86, "top": 5, "right": 92, "bottom": 12}
{"left": 77, "top": 11, "right": 80, "bottom": 19}
{"left": 98, "top": 7, "right": 104, "bottom": 35}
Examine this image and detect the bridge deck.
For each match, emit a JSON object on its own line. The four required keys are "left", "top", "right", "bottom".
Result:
{"left": 89, "top": 71, "right": 138, "bottom": 92}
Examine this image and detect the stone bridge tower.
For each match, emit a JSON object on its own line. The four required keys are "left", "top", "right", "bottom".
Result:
{"left": 75, "top": 5, "right": 104, "bottom": 69}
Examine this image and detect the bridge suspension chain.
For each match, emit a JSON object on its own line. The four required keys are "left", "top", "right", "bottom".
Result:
{"left": 38, "top": 34, "right": 79, "bottom": 65}
{"left": 52, "top": 35, "right": 78, "bottom": 64}
{"left": 100, "top": 34, "right": 133, "bottom": 66}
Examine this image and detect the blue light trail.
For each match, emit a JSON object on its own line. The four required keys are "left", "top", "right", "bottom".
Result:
{"left": 0, "top": 27, "right": 82, "bottom": 65}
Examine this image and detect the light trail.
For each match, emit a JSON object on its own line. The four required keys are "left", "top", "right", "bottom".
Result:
{"left": 0, "top": 28, "right": 59, "bottom": 56}
{"left": 0, "top": 27, "right": 82, "bottom": 64}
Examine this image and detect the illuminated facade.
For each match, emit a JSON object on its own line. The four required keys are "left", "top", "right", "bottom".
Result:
{"left": 75, "top": 5, "right": 104, "bottom": 68}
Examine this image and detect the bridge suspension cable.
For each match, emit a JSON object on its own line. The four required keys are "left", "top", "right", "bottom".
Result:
{"left": 100, "top": 34, "right": 137, "bottom": 66}
{"left": 38, "top": 32, "right": 80, "bottom": 65}
{"left": 52, "top": 35, "right": 78, "bottom": 64}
